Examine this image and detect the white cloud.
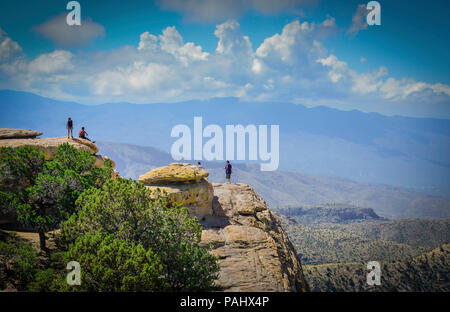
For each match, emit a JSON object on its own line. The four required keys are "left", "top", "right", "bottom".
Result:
{"left": 316, "top": 54, "right": 348, "bottom": 82}
{"left": 0, "top": 29, "right": 23, "bottom": 63}
{"left": 215, "top": 20, "right": 253, "bottom": 57}
{"left": 348, "top": 4, "right": 368, "bottom": 36}
{"left": 1, "top": 18, "right": 449, "bottom": 117}
{"left": 34, "top": 14, "right": 105, "bottom": 47}
{"left": 380, "top": 78, "right": 450, "bottom": 100}
{"left": 138, "top": 26, "right": 209, "bottom": 65}
{"left": 156, "top": 0, "right": 316, "bottom": 22}
{"left": 28, "top": 50, "right": 74, "bottom": 75}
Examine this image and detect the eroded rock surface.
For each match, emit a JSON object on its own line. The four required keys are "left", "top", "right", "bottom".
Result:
{"left": 0, "top": 137, "right": 98, "bottom": 160}
{"left": 200, "top": 183, "right": 309, "bottom": 292}
{"left": 145, "top": 179, "right": 214, "bottom": 219}
{"left": 140, "top": 163, "right": 213, "bottom": 219}
{"left": 139, "top": 162, "right": 209, "bottom": 184}
{"left": 0, "top": 128, "right": 43, "bottom": 139}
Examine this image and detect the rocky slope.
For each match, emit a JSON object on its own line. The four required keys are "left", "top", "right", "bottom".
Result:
{"left": 138, "top": 164, "right": 309, "bottom": 292}
{"left": 202, "top": 183, "right": 308, "bottom": 291}
{"left": 304, "top": 243, "right": 450, "bottom": 292}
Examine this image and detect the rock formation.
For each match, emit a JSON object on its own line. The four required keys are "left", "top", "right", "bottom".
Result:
{"left": 0, "top": 128, "right": 114, "bottom": 168}
{"left": 0, "top": 128, "right": 43, "bottom": 139}
{"left": 139, "top": 163, "right": 213, "bottom": 219}
{"left": 202, "top": 183, "right": 308, "bottom": 292}
{"left": 139, "top": 163, "right": 308, "bottom": 292}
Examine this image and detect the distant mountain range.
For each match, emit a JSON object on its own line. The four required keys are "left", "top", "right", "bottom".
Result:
{"left": 2, "top": 89, "right": 450, "bottom": 197}
{"left": 94, "top": 141, "right": 450, "bottom": 219}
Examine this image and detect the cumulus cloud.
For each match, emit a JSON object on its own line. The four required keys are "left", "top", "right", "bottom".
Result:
{"left": 1, "top": 18, "right": 449, "bottom": 117}
{"left": 316, "top": 54, "right": 348, "bottom": 83}
{"left": 215, "top": 20, "right": 253, "bottom": 57}
{"left": 156, "top": 0, "right": 316, "bottom": 22}
{"left": 34, "top": 14, "right": 105, "bottom": 47}
{"left": 0, "top": 29, "right": 23, "bottom": 63}
{"left": 348, "top": 4, "right": 368, "bottom": 36}
{"left": 138, "top": 26, "right": 209, "bottom": 65}
{"left": 28, "top": 50, "right": 74, "bottom": 75}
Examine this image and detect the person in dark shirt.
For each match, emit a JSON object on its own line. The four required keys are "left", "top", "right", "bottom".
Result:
{"left": 66, "top": 117, "right": 73, "bottom": 139}
{"left": 225, "top": 160, "right": 232, "bottom": 184}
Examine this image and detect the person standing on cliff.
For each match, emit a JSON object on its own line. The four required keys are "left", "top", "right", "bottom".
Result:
{"left": 66, "top": 117, "right": 73, "bottom": 139}
{"left": 225, "top": 161, "right": 232, "bottom": 184}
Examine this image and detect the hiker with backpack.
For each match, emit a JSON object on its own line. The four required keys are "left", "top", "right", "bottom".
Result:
{"left": 66, "top": 117, "right": 74, "bottom": 139}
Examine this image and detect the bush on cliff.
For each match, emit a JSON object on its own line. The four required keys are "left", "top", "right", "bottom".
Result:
{"left": 0, "top": 144, "right": 113, "bottom": 250}
{"left": 0, "top": 146, "right": 45, "bottom": 219}
{"left": 0, "top": 231, "right": 40, "bottom": 291}
{"left": 48, "top": 234, "right": 165, "bottom": 291}
{"left": 57, "top": 178, "right": 220, "bottom": 291}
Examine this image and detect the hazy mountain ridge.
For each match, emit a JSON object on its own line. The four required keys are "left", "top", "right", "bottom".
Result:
{"left": 95, "top": 141, "right": 450, "bottom": 219}
{"left": 274, "top": 204, "right": 386, "bottom": 225}
{"left": 314, "top": 219, "right": 450, "bottom": 248}
{"left": 2, "top": 90, "right": 450, "bottom": 197}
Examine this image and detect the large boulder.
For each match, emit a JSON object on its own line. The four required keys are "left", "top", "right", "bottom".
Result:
{"left": 139, "top": 163, "right": 213, "bottom": 219}
{"left": 0, "top": 137, "right": 98, "bottom": 160}
{"left": 145, "top": 179, "right": 213, "bottom": 219}
{"left": 139, "top": 162, "right": 208, "bottom": 184}
{"left": 0, "top": 128, "right": 43, "bottom": 140}
{"left": 201, "top": 183, "right": 309, "bottom": 292}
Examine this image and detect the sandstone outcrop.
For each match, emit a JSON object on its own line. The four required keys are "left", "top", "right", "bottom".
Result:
{"left": 0, "top": 128, "right": 43, "bottom": 139}
{"left": 139, "top": 162, "right": 209, "bottom": 184}
{"left": 139, "top": 163, "right": 213, "bottom": 219}
{"left": 0, "top": 129, "right": 115, "bottom": 169}
{"left": 0, "top": 137, "right": 98, "bottom": 160}
{"left": 139, "top": 163, "right": 308, "bottom": 291}
{"left": 201, "top": 183, "right": 308, "bottom": 292}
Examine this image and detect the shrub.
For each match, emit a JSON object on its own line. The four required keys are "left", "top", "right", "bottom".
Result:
{"left": 58, "top": 178, "right": 220, "bottom": 291}
{"left": 0, "top": 232, "right": 40, "bottom": 291}
{"left": 51, "top": 234, "right": 164, "bottom": 292}
{"left": 2, "top": 144, "right": 113, "bottom": 250}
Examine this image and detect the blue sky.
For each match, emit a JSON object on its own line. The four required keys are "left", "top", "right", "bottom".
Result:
{"left": 0, "top": 0, "right": 449, "bottom": 117}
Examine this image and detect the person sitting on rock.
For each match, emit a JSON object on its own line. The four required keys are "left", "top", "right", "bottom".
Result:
{"left": 78, "top": 127, "right": 95, "bottom": 143}
{"left": 66, "top": 117, "right": 73, "bottom": 139}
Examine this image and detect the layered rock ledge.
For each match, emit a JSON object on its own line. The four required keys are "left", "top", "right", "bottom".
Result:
{"left": 139, "top": 163, "right": 213, "bottom": 219}
{"left": 0, "top": 128, "right": 43, "bottom": 139}
{"left": 138, "top": 163, "right": 308, "bottom": 291}
{"left": 0, "top": 129, "right": 114, "bottom": 168}
{"left": 200, "top": 183, "right": 308, "bottom": 292}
